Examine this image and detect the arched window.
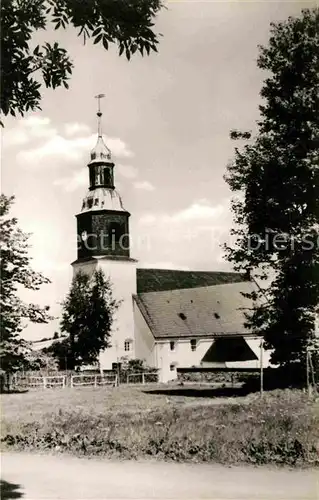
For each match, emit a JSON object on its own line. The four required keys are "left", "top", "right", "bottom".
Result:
{"left": 89, "top": 167, "right": 95, "bottom": 188}
{"left": 103, "top": 167, "right": 111, "bottom": 186}
{"left": 97, "top": 166, "right": 103, "bottom": 185}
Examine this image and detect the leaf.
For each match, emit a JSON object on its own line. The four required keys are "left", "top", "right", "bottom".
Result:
{"left": 94, "top": 34, "right": 103, "bottom": 44}
{"left": 1, "top": 0, "right": 164, "bottom": 118}
{"left": 92, "top": 27, "right": 102, "bottom": 37}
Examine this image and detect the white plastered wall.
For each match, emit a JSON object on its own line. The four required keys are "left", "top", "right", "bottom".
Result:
{"left": 72, "top": 258, "right": 137, "bottom": 370}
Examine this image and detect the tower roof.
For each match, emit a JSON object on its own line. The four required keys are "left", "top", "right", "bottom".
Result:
{"left": 81, "top": 187, "right": 127, "bottom": 213}
{"left": 89, "top": 93, "right": 112, "bottom": 165}
{"left": 89, "top": 135, "right": 112, "bottom": 165}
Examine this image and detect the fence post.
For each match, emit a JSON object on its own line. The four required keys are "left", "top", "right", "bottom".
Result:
{"left": 308, "top": 350, "right": 317, "bottom": 395}
{"left": 260, "top": 339, "right": 264, "bottom": 397}
{"left": 142, "top": 372, "right": 145, "bottom": 385}
{"left": 43, "top": 376, "right": 47, "bottom": 389}
{"left": 94, "top": 375, "right": 97, "bottom": 388}
{"left": 70, "top": 375, "right": 74, "bottom": 389}
{"left": 306, "top": 348, "right": 311, "bottom": 397}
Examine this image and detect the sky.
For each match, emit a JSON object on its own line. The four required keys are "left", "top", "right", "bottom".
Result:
{"left": 2, "top": 0, "right": 314, "bottom": 340}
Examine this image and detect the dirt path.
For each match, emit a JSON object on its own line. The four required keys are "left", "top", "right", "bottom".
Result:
{"left": 1, "top": 451, "right": 317, "bottom": 499}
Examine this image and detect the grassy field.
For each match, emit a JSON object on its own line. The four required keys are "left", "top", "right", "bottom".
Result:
{"left": 1, "top": 385, "right": 319, "bottom": 466}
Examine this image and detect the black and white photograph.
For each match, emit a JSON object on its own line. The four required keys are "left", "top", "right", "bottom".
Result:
{"left": 1, "top": 0, "right": 318, "bottom": 498}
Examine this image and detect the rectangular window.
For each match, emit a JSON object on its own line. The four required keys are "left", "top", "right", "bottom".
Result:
{"left": 124, "top": 341, "right": 131, "bottom": 352}
{"left": 170, "top": 341, "right": 175, "bottom": 351}
{"left": 190, "top": 339, "right": 197, "bottom": 351}
{"left": 170, "top": 364, "right": 175, "bottom": 372}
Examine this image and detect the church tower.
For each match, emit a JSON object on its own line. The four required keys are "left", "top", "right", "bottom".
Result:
{"left": 72, "top": 95, "right": 137, "bottom": 369}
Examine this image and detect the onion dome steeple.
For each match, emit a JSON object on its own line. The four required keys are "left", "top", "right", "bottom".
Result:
{"left": 89, "top": 135, "right": 112, "bottom": 163}
{"left": 89, "top": 94, "right": 112, "bottom": 164}
{"left": 86, "top": 94, "right": 115, "bottom": 192}
{"left": 76, "top": 94, "right": 131, "bottom": 262}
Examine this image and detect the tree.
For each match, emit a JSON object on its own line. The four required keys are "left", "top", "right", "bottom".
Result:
{"left": 1, "top": 0, "right": 163, "bottom": 121}
{"left": 24, "top": 348, "right": 58, "bottom": 372}
{"left": 53, "top": 269, "right": 119, "bottom": 370}
{"left": 225, "top": 8, "right": 319, "bottom": 385}
{"left": 0, "top": 195, "right": 52, "bottom": 376}
{"left": 43, "top": 338, "right": 70, "bottom": 371}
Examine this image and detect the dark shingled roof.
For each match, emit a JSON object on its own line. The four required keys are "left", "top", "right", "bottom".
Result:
{"left": 134, "top": 281, "right": 258, "bottom": 339}
{"left": 136, "top": 268, "right": 247, "bottom": 294}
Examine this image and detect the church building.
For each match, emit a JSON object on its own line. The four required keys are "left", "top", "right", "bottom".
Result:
{"left": 71, "top": 103, "right": 265, "bottom": 383}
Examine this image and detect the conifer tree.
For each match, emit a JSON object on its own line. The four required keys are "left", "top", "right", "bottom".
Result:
{"left": 55, "top": 269, "right": 119, "bottom": 369}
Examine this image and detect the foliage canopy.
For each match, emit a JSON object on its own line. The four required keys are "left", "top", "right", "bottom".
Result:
{"left": 225, "top": 8, "right": 319, "bottom": 383}
{"left": 0, "top": 194, "right": 52, "bottom": 373}
{"left": 1, "top": 0, "right": 163, "bottom": 119}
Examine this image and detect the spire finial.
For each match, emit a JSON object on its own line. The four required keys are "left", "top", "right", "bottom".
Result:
{"left": 95, "top": 93, "right": 105, "bottom": 137}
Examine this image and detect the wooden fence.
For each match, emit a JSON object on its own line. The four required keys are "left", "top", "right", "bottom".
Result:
{"left": 11, "top": 371, "right": 158, "bottom": 390}
{"left": 70, "top": 374, "right": 117, "bottom": 388}
{"left": 12, "top": 375, "right": 66, "bottom": 389}
{"left": 126, "top": 372, "right": 158, "bottom": 384}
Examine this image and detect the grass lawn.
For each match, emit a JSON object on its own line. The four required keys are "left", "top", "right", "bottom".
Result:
{"left": 1, "top": 385, "right": 319, "bottom": 466}
{"left": 1, "top": 384, "right": 254, "bottom": 422}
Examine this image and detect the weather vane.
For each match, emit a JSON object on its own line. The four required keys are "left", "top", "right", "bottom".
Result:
{"left": 95, "top": 93, "right": 105, "bottom": 136}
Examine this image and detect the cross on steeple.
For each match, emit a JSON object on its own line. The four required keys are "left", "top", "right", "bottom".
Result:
{"left": 95, "top": 93, "right": 105, "bottom": 137}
